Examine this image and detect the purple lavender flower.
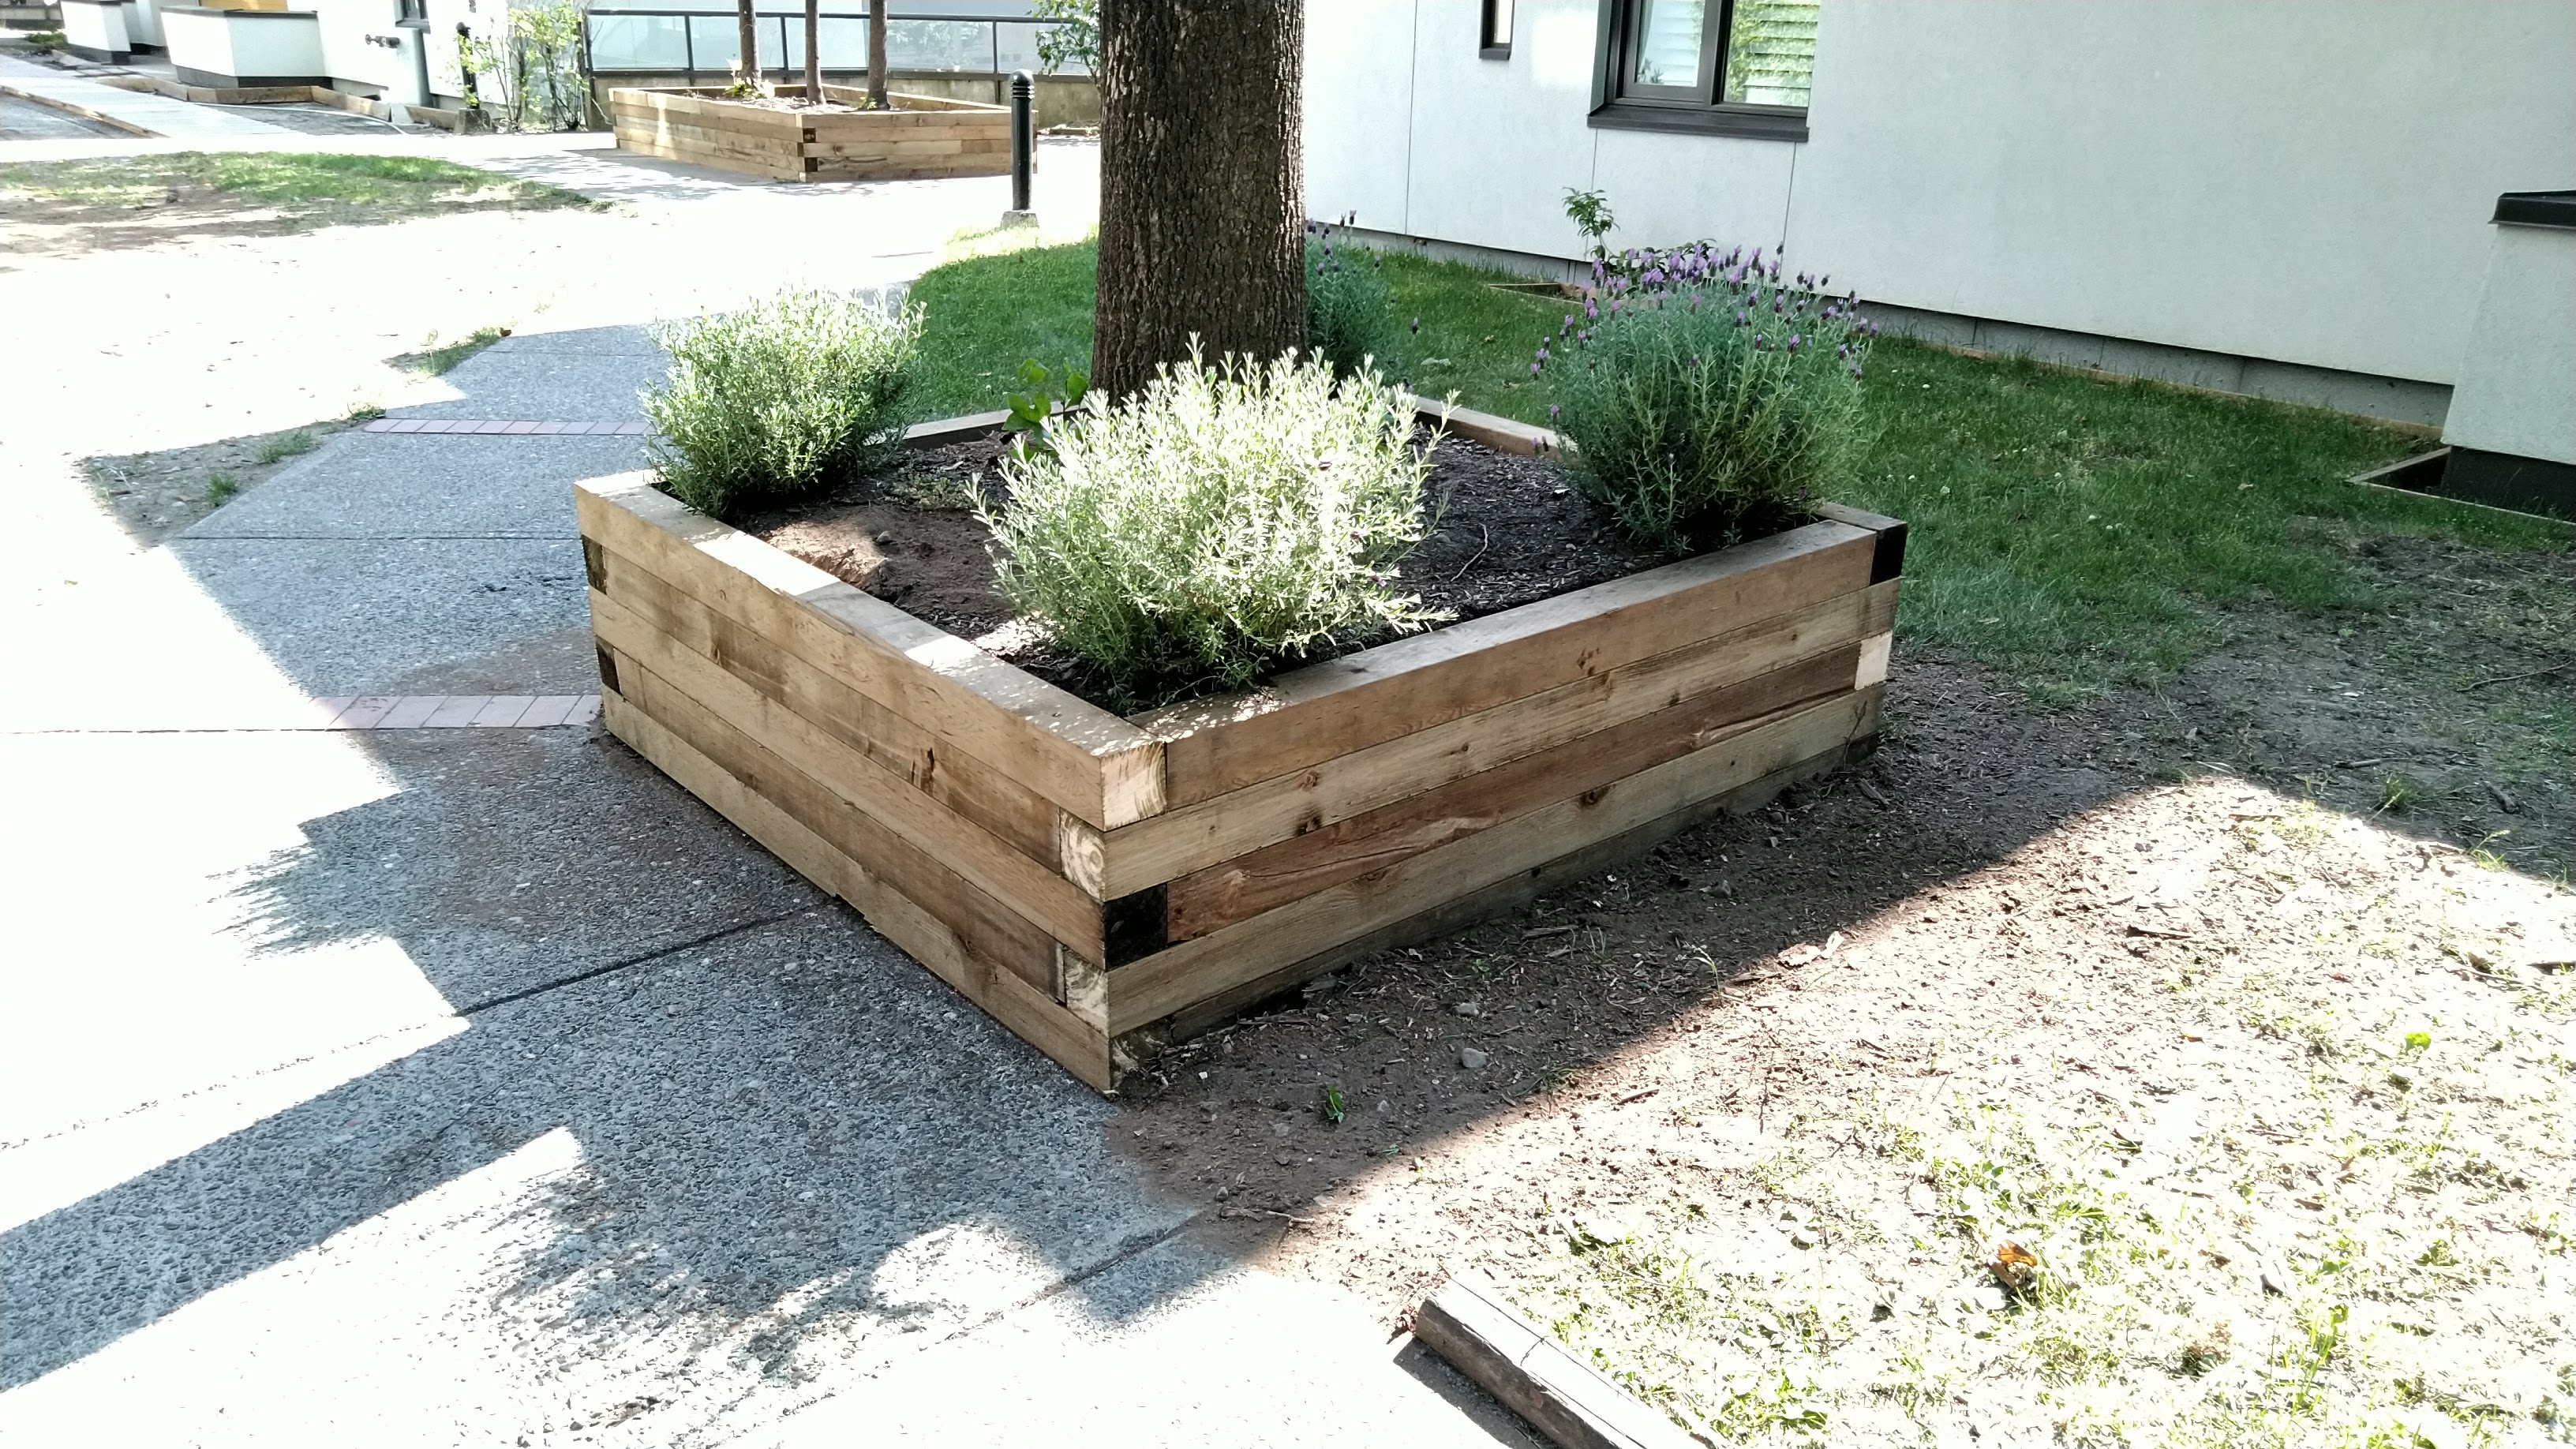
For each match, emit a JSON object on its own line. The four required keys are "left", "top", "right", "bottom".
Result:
{"left": 1548, "top": 403, "right": 1560, "bottom": 421}
{"left": 1530, "top": 361, "right": 1542, "bottom": 376}
{"left": 1410, "top": 316, "right": 1421, "bottom": 335}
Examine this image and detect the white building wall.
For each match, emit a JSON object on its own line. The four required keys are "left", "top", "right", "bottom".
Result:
{"left": 2443, "top": 222, "right": 2576, "bottom": 465}
{"left": 1305, "top": 0, "right": 2576, "bottom": 388}
{"left": 313, "top": 0, "right": 413, "bottom": 94}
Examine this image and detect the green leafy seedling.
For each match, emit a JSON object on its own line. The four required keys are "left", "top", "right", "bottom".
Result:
{"left": 1003, "top": 358, "right": 1088, "bottom": 459}
{"left": 2401, "top": 1029, "right": 2432, "bottom": 1055}
{"left": 1319, "top": 1084, "right": 1346, "bottom": 1125}
{"left": 204, "top": 473, "right": 240, "bottom": 504}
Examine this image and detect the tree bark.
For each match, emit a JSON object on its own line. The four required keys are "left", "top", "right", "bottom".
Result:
{"left": 803, "top": 0, "right": 820, "bottom": 102}
{"left": 1091, "top": 0, "right": 1304, "bottom": 401}
{"left": 867, "top": 0, "right": 888, "bottom": 107}
{"left": 735, "top": 0, "right": 758, "bottom": 85}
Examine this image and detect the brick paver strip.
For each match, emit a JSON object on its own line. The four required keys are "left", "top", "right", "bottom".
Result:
{"left": 516, "top": 695, "right": 581, "bottom": 728}
{"left": 471, "top": 695, "right": 537, "bottom": 727}
{"left": 360, "top": 417, "right": 653, "bottom": 436}
{"left": 331, "top": 695, "right": 402, "bottom": 729}
{"left": 13, "top": 695, "right": 602, "bottom": 734}
{"left": 378, "top": 695, "right": 445, "bottom": 728}
{"left": 422, "top": 695, "right": 493, "bottom": 726}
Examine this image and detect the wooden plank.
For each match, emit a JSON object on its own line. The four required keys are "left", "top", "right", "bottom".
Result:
{"left": 612, "top": 109, "right": 806, "bottom": 154}
{"left": 1108, "top": 686, "right": 1880, "bottom": 1035}
{"left": 602, "top": 687, "right": 1110, "bottom": 1090}
{"left": 594, "top": 588, "right": 1106, "bottom": 958}
{"left": 1413, "top": 1274, "right": 1701, "bottom": 1449}
{"left": 577, "top": 474, "right": 1164, "bottom": 829}
{"left": 1103, "top": 579, "right": 1895, "bottom": 896}
{"left": 613, "top": 133, "right": 804, "bottom": 182}
{"left": 606, "top": 646, "right": 1071, "bottom": 1000}
{"left": 613, "top": 125, "right": 803, "bottom": 175}
{"left": 803, "top": 137, "right": 988, "bottom": 159}
{"left": 592, "top": 543, "right": 1065, "bottom": 874}
{"left": 1144, "top": 725, "right": 1866, "bottom": 1049}
{"left": 810, "top": 158, "right": 1009, "bottom": 182}
{"left": 611, "top": 87, "right": 805, "bottom": 136}
{"left": 1136, "top": 520, "right": 1870, "bottom": 810}
{"left": 1164, "top": 646, "right": 1859, "bottom": 941}
{"left": 610, "top": 98, "right": 805, "bottom": 143}
{"left": 1418, "top": 399, "right": 1566, "bottom": 459}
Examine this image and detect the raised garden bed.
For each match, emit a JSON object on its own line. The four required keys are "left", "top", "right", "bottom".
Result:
{"left": 608, "top": 85, "right": 1008, "bottom": 183}
{"left": 574, "top": 403, "right": 1904, "bottom": 1090}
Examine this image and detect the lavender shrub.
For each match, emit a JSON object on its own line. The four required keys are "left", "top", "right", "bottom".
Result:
{"left": 1305, "top": 214, "right": 1397, "bottom": 379}
{"left": 1542, "top": 243, "right": 1877, "bottom": 552}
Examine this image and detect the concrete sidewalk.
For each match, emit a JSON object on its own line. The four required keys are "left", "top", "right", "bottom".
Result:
{"left": 0, "top": 51, "right": 287, "bottom": 138}
{"left": 0, "top": 155, "right": 1529, "bottom": 1446}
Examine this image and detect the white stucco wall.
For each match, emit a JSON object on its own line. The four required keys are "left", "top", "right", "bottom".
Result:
{"left": 1304, "top": 0, "right": 2576, "bottom": 388}
{"left": 165, "top": 6, "right": 325, "bottom": 80}
{"left": 60, "top": 0, "right": 133, "bottom": 58}
{"left": 313, "top": 0, "right": 413, "bottom": 94}
{"left": 2443, "top": 222, "right": 2576, "bottom": 464}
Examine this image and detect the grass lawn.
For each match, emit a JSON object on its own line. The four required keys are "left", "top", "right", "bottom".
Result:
{"left": 906, "top": 237, "right": 2569, "bottom": 706}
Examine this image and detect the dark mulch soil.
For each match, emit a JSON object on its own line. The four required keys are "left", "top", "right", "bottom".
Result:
{"left": 741, "top": 431, "right": 1682, "bottom": 713}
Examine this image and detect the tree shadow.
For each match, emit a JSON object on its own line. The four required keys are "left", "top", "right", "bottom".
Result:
{"left": 2, "top": 724, "right": 1193, "bottom": 1398}
{"left": 0, "top": 154, "right": 594, "bottom": 258}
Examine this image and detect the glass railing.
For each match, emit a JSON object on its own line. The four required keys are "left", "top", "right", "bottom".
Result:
{"left": 586, "top": 9, "right": 1086, "bottom": 79}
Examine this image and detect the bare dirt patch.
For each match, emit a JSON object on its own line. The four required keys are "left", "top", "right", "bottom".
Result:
{"left": 1113, "top": 629, "right": 2572, "bottom": 1445}
{"left": 84, "top": 417, "right": 360, "bottom": 547}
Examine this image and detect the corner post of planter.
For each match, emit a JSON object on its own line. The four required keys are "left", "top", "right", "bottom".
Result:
{"left": 1002, "top": 69, "right": 1037, "bottom": 229}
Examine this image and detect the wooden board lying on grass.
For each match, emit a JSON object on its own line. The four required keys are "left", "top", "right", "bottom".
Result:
{"left": 1413, "top": 1272, "right": 1701, "bottom": 1449}
{"left": 575, "top": 402, "right": 1904, "bottom": 1088}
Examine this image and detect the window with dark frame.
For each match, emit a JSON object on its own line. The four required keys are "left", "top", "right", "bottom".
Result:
{"left": 1591, "top": 0, "right": 1817, "bottom": 140}
{"left": 1481, "top": 0, "right": 1515, "bottom": 59}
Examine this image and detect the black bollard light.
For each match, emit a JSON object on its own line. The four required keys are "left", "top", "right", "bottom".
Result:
{"left": 1003, "top": 69, "right": 1036, "bottom": 227}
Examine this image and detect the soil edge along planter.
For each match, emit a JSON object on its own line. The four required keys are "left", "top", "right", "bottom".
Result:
{"left": 574, "top": 404, "right": 1904, "bottom": 1091}
{"left": 608, "top": 85, "right": 1009, "bottom": 183}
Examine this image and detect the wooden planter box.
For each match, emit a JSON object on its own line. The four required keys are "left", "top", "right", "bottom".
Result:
{"left": 574, "top": 406, "right": 1904, "bottom": 1090}
{"left": 608, "top": 85, "right": 1009, "bottom": 183}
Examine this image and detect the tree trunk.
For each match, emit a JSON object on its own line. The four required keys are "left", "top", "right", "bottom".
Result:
{"left": 735, "top": 0, "right": 758, "bottom": 85}
{"left": 1091, "top": 0, "right": 1303, "bottom": 400}
{"left": 803, "top": 0, "right": 819, "bottom": 103}
{"left": 866, "top": 1, "right": 887, "bottom": 107}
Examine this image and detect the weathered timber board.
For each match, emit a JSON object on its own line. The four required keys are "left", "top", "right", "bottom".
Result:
{"left": 602, "top": 687, "right": 1111, "bottom": 1088}
{"left": 1152, "top": 729, "right": 1870, "bottom": 1047}
{"left": 605, "top": 652, "right": 1065, "bottom": 995}
{"left": 590, "top": 542, "right": 1063, "bottom": 873}
{"left": 1163, "top": 643, "right": 1861, "bottom": 941}
{"left": 1106, "top": 686, "right": 1882, "bottom": 1035}
{"left": 1100, "top": 578, "right": 1896, "bottom": 897}
{"left": 612, "top": 110, "right": 808, "bottom": 155}
{"left": 613, "top": 135, "right": 805, "bottom": 181}
{"left": 1134, "top": 519, "right": 1875, "bottom": 809}
{"left": 615, "top": 127, "right": 806, "bottom": 175}
{"left": 577, "top": 477, "right": 1163, "bottom": 829}
{"left": 611, "top": 88, "right": 807, "bottom": 137}
{"left": 594, "top": 590, "right": 1106, "bottom": 959}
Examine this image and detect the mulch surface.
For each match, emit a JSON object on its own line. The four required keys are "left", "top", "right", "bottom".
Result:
{"left": 741, "top": 432, "right": 1676, "bottom": 712}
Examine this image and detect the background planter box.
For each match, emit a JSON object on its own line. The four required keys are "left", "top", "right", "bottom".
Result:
{"left": 575, "top": 407, "right": 1904, "bottom": 1090}
{"left": 608, "top": 85, "right": 1009, "bottom": 183}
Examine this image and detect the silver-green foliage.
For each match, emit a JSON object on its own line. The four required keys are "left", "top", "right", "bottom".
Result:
{"left": 1554, "top": 257, "right": 1871, "bottom": 552}
{"left": 644, "top": 290, "right": 922, "bottom": 520}
{"left": 987, "top": 351, "right": 1438, "bottom": 707}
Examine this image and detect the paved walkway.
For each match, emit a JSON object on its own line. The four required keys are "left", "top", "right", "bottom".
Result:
{"left": 0, "top": 128, "right": 1530, "bottom": 1446}
{"left": 0, "top": 52, "right": 288, "bottom": 138}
